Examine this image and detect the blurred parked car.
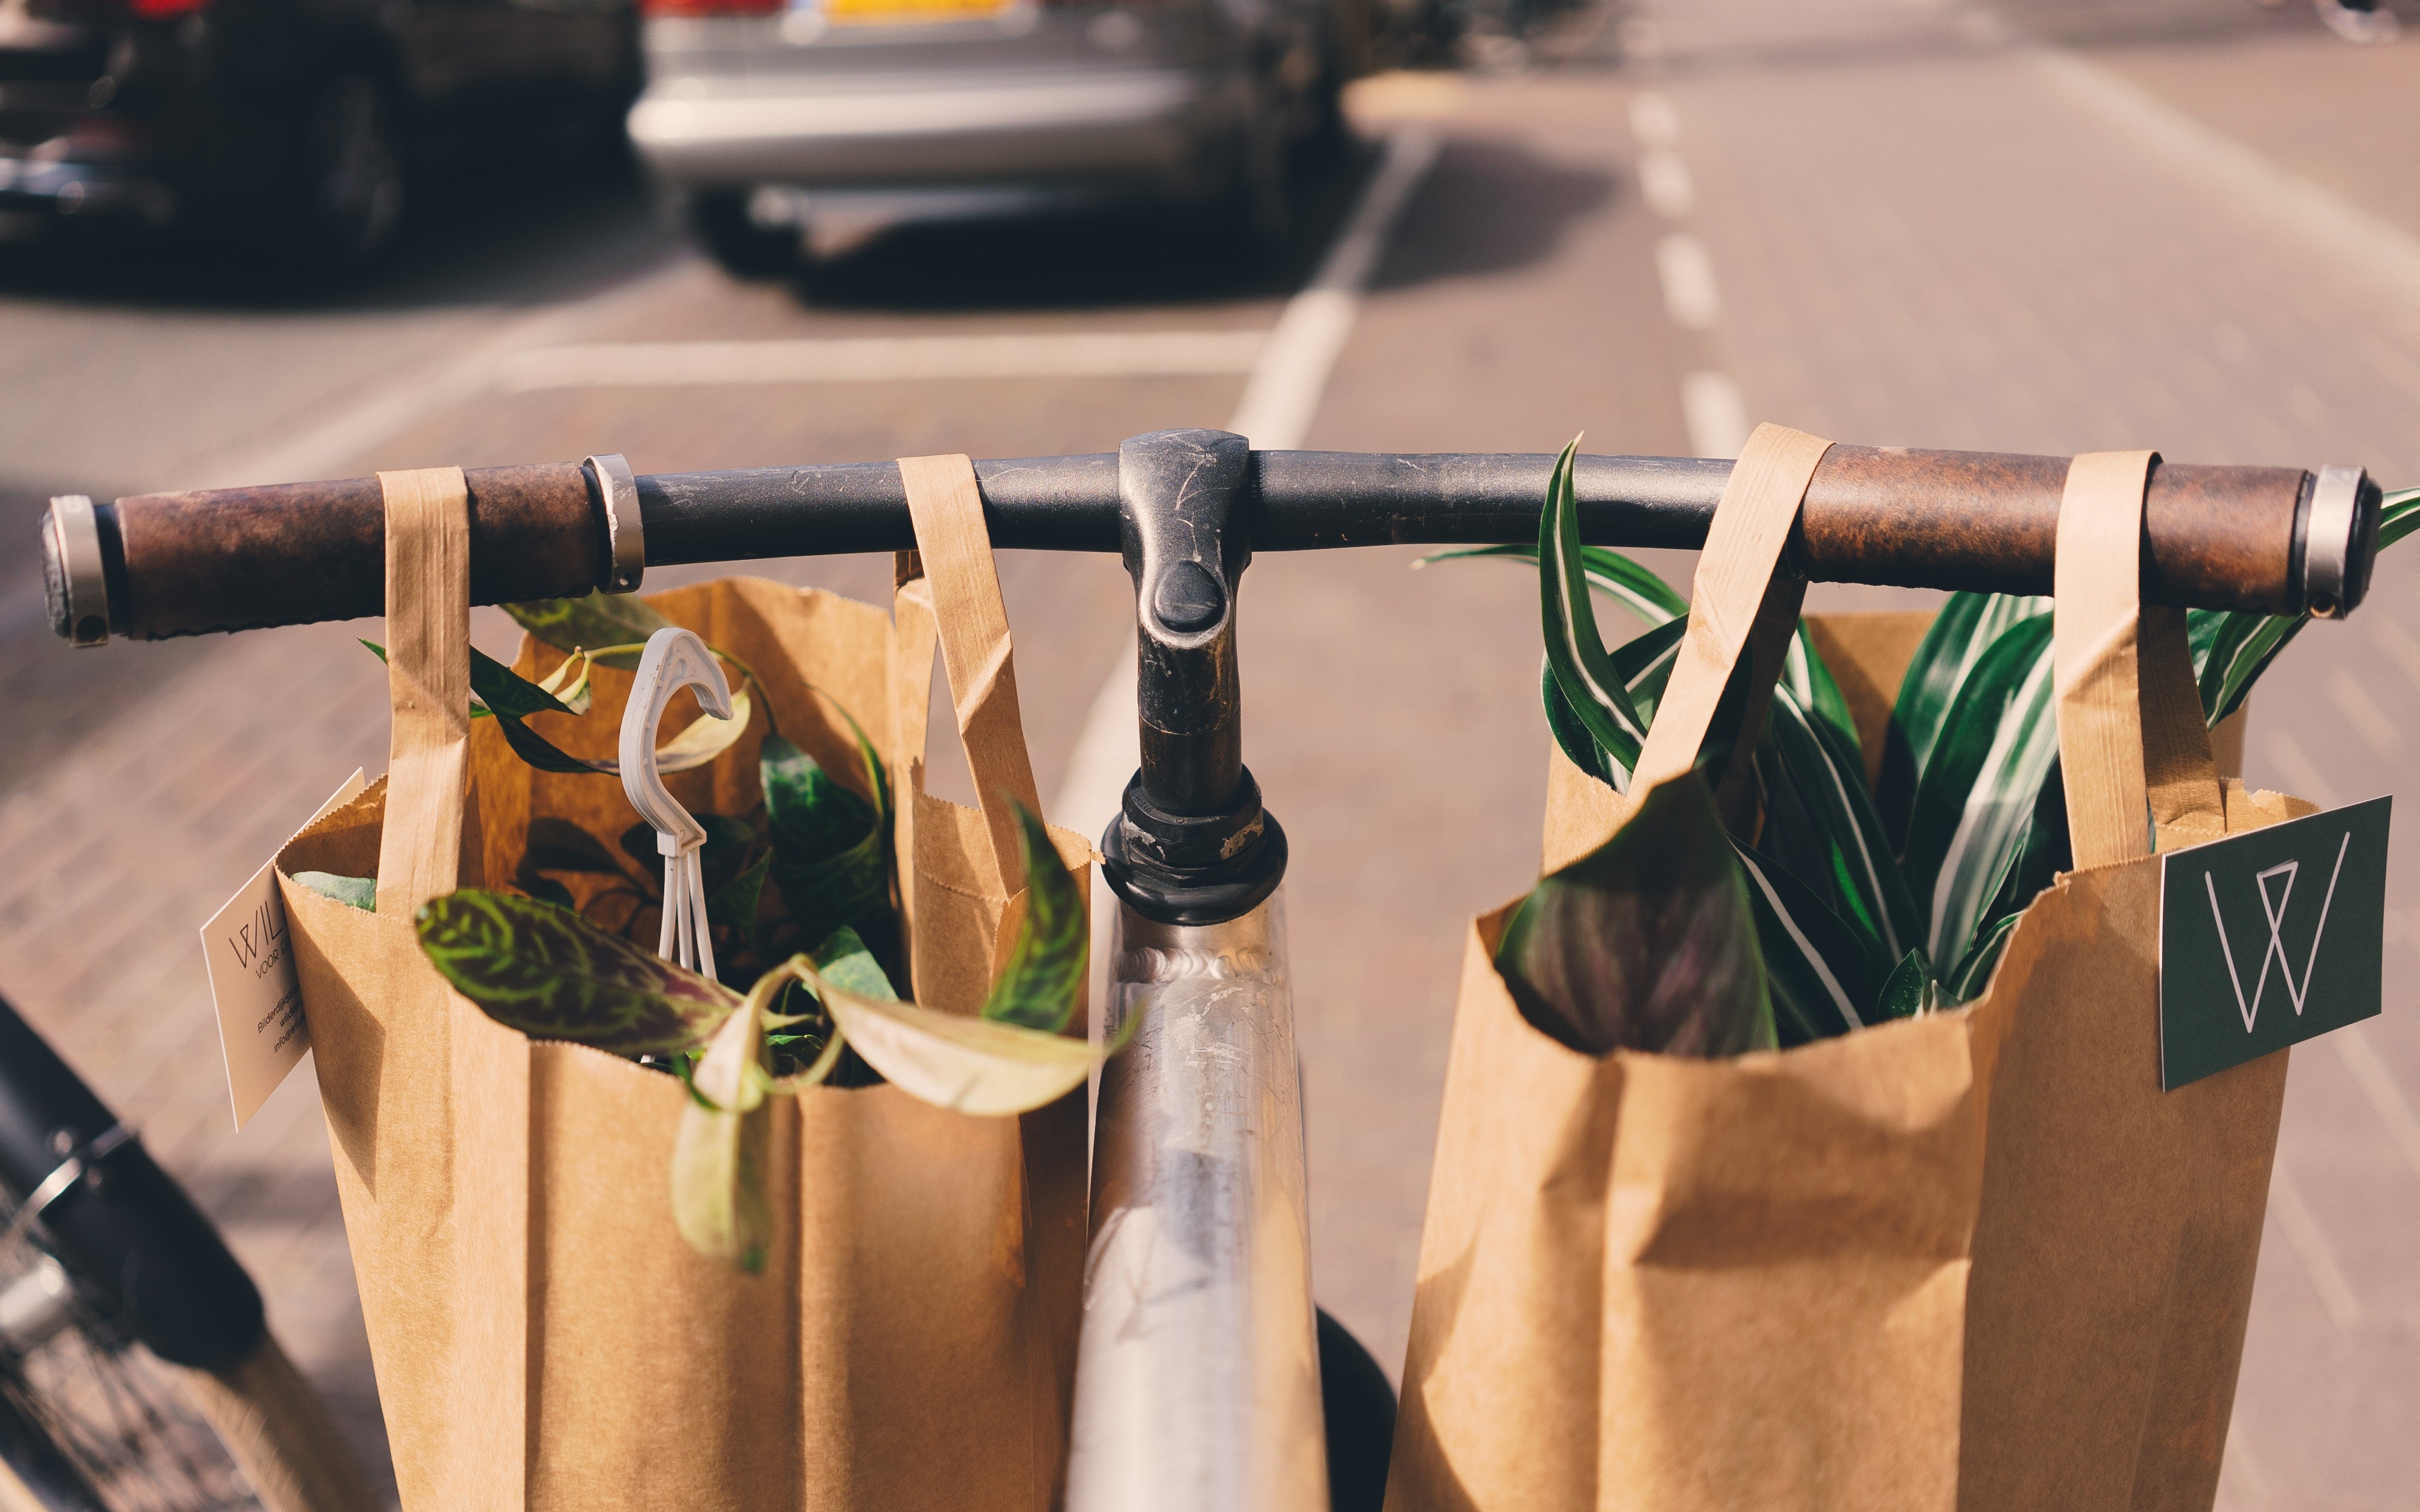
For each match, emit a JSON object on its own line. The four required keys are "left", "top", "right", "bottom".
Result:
{"left": 0, "top": 0, "right": 640, "bottom": 271}
{"left": 628, "top": 0, "right": 1364, "bottom": 276}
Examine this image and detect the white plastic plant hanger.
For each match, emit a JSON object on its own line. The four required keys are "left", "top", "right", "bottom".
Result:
{"left": 621, "top": 627, "right": 736, "bottom": 983}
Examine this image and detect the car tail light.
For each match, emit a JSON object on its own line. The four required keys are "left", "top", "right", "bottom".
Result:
{"left": 130, "top": 0, "right": 208, "bottom": 15}
{"left": 642, "top": 0, "right": 784, "bottom": 15}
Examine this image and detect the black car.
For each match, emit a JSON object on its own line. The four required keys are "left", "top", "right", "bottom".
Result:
{"left": 0, "top": 0, "right": 639, "bottom": 271}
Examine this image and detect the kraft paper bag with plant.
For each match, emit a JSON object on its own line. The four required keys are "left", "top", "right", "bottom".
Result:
{"left": 1388, "top": 426, "right": 2414, "bottom": 1511}
{"left": 277, "top": 457, "right": 1094, "bottom": 1511}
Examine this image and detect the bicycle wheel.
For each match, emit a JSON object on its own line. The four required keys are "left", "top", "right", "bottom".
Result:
{"left": 0, "top": 1224, "right": 259, "bottom": 1512}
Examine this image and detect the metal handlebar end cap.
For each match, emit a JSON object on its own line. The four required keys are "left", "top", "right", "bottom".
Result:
{"left": 587, "top": 453, "right": 646, "bottom": 594}
{"left": 2302, "top": 465, "right": 2378, "bottom": 620}
{"left": 47, "top": 495, "right": 112, "bottom": 648}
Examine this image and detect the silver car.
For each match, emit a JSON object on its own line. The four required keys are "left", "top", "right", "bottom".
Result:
{"left": 628, "top": 0, "right": 1356, "bottom": 275}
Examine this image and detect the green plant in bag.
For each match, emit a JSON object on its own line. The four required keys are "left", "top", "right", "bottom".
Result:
{"left": 1496, "top": 769, "right": 1776, "bottom": 1057}
{"left": 1438, "top": 449, "right": 2419, "bottom": 1047}
{"left": 413, "top": 869, "right": 1110, "bottom": 1270}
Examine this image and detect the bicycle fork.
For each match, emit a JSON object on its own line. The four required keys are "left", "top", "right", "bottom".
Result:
{"left": 1065, "top": 430, "right": 1327, "bottom": 1511}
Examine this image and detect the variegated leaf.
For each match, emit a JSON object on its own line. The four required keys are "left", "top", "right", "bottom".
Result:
{"left": 1899, "top": 612, "right": 2060, "bottom": 968}
{"left": 1538, "top": 438, "right": 1654, "bottom": 788}
{"left": 414, "top": 888, "right": 742, "bottom": 1053}
{"left": 1495, "top": 771, "right": 1776, "bottom": 1057}
{"left": 1877, "top": 592, "right": 2050, "bottom": 848}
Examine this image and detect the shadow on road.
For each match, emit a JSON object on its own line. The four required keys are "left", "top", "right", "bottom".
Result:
{"left": 0, "top": 144, "right": 677, "bottom": 318}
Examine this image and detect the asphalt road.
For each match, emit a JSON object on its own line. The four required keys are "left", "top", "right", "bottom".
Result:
{"left": 4, "top": 1, "right": 2419, "bottom": 1506}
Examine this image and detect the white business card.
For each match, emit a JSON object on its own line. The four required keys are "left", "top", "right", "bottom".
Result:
{"left": 202, "top": 770, "right": 367, "bottom": 1128}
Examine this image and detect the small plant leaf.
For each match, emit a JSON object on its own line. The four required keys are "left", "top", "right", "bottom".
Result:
{"left": 363, "top": 637, "right": 749, "bottom": 775}
{"left": 296, "top": 871, "right": 376, "bottom": 911}
{"left": 1423, "top": 542, "right": 1688, "bottom": 627}
{"left": 708, "top": 848, "right": 773, "bottom": 938}
{"left": 1543, "top": 656, "right": 1618, "bottom": 785}
{"left": 819, "top": 977, "right": 1105, "bottom": 1115}
{"left": 1538, "top": 438, "right": 1654, "bottom": 789}
{"left": 1875, "top": 948, "right": 1940, "bottom": 1021}
{"left": 1494, "top": 771, "right": 1776, "bottom": 1058}
{"left": 981, "top": 799, "right": 1086, "bottom": 1032}
{"left": 762, "top": 736, "right": 878, "bottom": 861}
{"left": 525, "top": 817, "right": 632, "bottom": 876}
{"left": 414, "top": 889, "right": 741, "bottom": 1053}
{"left": 520, "top": 875, "right": 577, "bottom": 910}
{"left": 506, "top": 594, "right": 676, "bottom": 670}
{"left": 809, "top": 925, "right": 899, "bottom": 1003}
{"left": 671, "top": 984, "right": 773, "bottom": 1271}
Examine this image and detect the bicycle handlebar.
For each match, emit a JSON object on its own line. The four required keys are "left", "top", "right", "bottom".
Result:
{"left": 44, "top": 443, "right": 2380, "bottom": 645}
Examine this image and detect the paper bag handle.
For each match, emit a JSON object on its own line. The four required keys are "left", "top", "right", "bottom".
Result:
{"left": 373, "top": 467, "right": 473, "bottom": 918}
{"left": 2054, "top": 452, "right": 2226, "bottom": 867}
{"left": 890, "top": 453, "right": 1046, "bottom": 896}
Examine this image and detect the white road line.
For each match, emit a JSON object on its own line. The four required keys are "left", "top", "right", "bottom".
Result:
{"left": 501, "top": 331, "right": 1270, "bottom": 389}
{"left": 181, "top": 259, "right": 692, "bottom": 490}
{"left": 2031, "top": 42, "right": 2420, "bottom": 317}
{"left": 1654, "top": 232, "right": 1722, "bottom": 329}
{"left": 2333, "top": 1022, "right": 2420, "bottom": 1181}
{"left": 1628, "top": 91, "right": 1680, "bottom": 148}
{"left": 1638, "top": 150, "right": 1695, "bottom": 219}
{"left": 2267, "top": 1158, "right": 2362, "bottom": 1329}
{"left": 2366, "top": 615, "right": 2420, "bottom": 694}
{"left": 2325, "top": 667, "right": 2403, "bottom": 757}
{"left": 2262, "top": 731, "right": 2338, "bottom": 809}
{"left": 1225, "top": 127, "right": 1444, "bottom": 450}
{"left": 1681, "top": 372, "right": 1749, "bottom": 459}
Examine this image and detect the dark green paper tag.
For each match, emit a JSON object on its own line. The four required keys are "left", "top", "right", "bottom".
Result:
{"left": 2159, "top": 796, "right": 2391, "bottom": 1091}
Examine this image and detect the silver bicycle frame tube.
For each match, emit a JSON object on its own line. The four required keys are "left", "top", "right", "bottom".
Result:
{"left": 1065, "top": 890, "right": 1327, "bottom": 1511}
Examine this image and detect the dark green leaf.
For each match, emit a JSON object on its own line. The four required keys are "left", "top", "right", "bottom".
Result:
{"left": 520, "top": 875, "right": 577, "bottom": 910}
{"left": 708, "top": 849, "right": 773, "bottom": 938}
{"left": 1900, "top": 612, "right": 2060, "bottom": 967}
{"left": 1542, "top": 656, "right": 1617, "bottom": 784}
{"left": 1496, "top": 772, "right": 1775, "bottom": 1057}
{"left": 1760, "top": 686, "right": 1922, "bottom": 963}
{"left": 296, "top": 871, "right": 375, "bottom": 911}
{"left": 770, "top": 840, "right": 888, "bottom": 950}
{"left": 362, "top": 640, "right": 577, "bottom": 721}
{"left": 525, "top": 817, "right": 630, "bottom": 876}
{"left": 810, "top": 925, "right": 898, "bottom": 1002}
{"left": 1423, "top": 542, "right": 1687, "bottom": 626}
{"left": 1878, "top": 593, "right": 2049, "bottom": 849}
{"left": 1732, "top": 839, "right": 1882, "bottom": 1045}
{"left": 1538, "top": 439, "right": 1654, "bottom": 787}
{"left": 980, "top": 798, "right": 1086, "bottom": 1033}
{"left": 1783, "top": 626, "right": 1859, "bottom": 753}
{"left": 505, "top": 593, "right": 674, "bottom": 670}
{"left": 761, "top": 735, "right": 877, "bottom": 863}
{"left": 414, "top": 889, "right": 740, "bottom": 1054}
{"left": 1875, "top": 948, "right": 1939, "bottom": 1021}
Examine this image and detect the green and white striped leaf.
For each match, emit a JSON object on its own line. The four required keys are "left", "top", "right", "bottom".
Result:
{"left": 1756, "top": 683, "right": 1922, "bottom": 964}
{"left": 1877, "top": 592, "right": 2049, "bottom": 849}
{"left": 1732, "top": 839, "right": 1879, "bottom": 1046}
{"left": 1423, "top": 542, "right": 1688, "bottom": 627}
{"left": 1538, "top": 439, "right": 1656, "bottom": 789}
{"left": 1900, "top": 611, "right": 2061, "bottom": 969}
{"left": 2188, "top": 488, "right": 2420, "bottom": 725}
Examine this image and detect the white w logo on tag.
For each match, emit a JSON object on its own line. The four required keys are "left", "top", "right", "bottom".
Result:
{"left": 2205, "top": 832, "right": 2352, "bottom": 1034}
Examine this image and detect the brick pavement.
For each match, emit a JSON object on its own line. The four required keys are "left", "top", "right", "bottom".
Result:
{"left": 1631, "top": 1, "right": 2420, "bottom": 1505}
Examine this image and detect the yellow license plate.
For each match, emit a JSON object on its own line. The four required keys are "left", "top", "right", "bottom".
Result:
{"left": 823, "top": 0, "right": 1012, "bottom": 23}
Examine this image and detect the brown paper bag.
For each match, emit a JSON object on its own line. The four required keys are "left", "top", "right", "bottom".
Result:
{"left": 1387, "top": 432, "right": 2300, "bottom": 1512}
{"left": 278, "top": 457, "right": 1088, "bottom": 1511}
